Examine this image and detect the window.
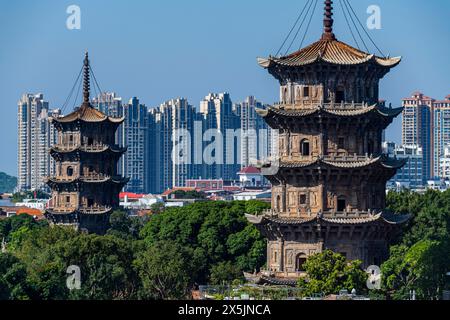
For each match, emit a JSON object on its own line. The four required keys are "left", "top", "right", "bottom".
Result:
{"left": 69, "top": 135, "right": 74, "bottom": 143}
{"left": 87, "top": 137, "right": 94, "bottom": 146}
{"left": 296, "top": 254, "right": 307, "bottom": 272}
{"left": 67, "top": 166, "right": 74, "bottom": 177}
{"left": 274, "top": 251, "right": 278, "bottom": 263}
{"left": 335, "top": 90, "right": 345, "bottom": 103}
{"left": 299, "top": 194, "right": 307, "bottom": 205}
{"left": 303, "top": 86, "right": 310, "bottom": 98}
{"left": 338, "top": 137, "right": 345, "bottom": 150}
{"left": 66, "top": 196, "right": 70, "bottom": 203}
{"left": 301, "top": 139, "right": 310, "bottom": 156}
{"left": 276, "top": 195, "right": 282, "bottom": 211}
{"left": 337, "top": 196, "right": 346, "bottom": 212}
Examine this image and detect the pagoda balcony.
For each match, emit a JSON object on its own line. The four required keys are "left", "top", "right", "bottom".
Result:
{"left": 48, "top": 174, "right": 127, "bottom": 185}
{"left": 51, "top": 143, "right": 125, "bottom": 153}
{"left": 78, "top": 206, "right": 112, "bottom": 215}
{"left": 273, "top": 101, "right": 376, "bottom": 110}
{"left": 46, "top": 206, "right": 77, "bottom": 214}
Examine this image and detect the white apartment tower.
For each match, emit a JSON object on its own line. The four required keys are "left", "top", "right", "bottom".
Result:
{"left": 17, "top": 93, "right": 60, "bottom": 191}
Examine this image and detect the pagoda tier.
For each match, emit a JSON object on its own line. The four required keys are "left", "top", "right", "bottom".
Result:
{"left": 246, "top": 210, "right": 409, "bottom": 281}
{"left": 45, "top": 52, "right": 128, "bottom": 234}
{"left": 257, "top": 103, "right": 403, "bottom": 131}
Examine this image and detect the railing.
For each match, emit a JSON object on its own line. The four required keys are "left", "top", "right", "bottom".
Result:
{"left": 272, "top": 101, "right": 372, "bottom": 110}
{"left": 78, "top": 206, "right": 112, "bottom": 214}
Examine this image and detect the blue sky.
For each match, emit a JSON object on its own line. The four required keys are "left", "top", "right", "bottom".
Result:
{"left": 0, "top": 0, "right": 449, "bottom": 176}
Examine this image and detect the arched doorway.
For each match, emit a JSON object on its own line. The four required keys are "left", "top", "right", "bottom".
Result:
{"left": 301, "top": 139, "right": 310, "bottom": 156}
{"left": 296, "top": 253, "right": 307, "bottom": 272}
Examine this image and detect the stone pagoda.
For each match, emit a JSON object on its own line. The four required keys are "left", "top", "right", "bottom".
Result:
{"left": 246, "top": 0, "right": 410, "bottom": 285}
{"left": 45, "top": 53, "right": 128, "bottom": 234}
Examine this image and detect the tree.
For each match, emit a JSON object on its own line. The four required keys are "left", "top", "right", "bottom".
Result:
{"left": 297, "top": 250, "right": 368, "bottom": 297}
{"left": 209, "top": 261, "right": 244, "bottom": 285}
{"left": 139, "top": 201, "right": 267, "bottom": 284}
{"left": 133, "top": 241, "right": 195, "bottom": 300}
{"left": 0, "top": 253, "right": 30, "bottom": 300}
{"left": 382, "top": 240, "right": 450, "bottom": 300}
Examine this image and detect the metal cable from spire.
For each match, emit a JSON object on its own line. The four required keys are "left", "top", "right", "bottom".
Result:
{"left": 61, "top": 65, "right": 83, "bottom": 114}
{"left": 342, "top": 0, "right": 369, "bottom": 52}
{"left": 275, "top": 0, "right": 312, "bottom": 57}
{"left": 338, "top": 0, "right": 360, "bottom": 49}
{"left": 285, "top": 0, "right": 315, "bottom": 55}
{"left": 344, "top": 0, "right": 385, "bottom": 57}
{"left": 299, "top": 0, "right": 319, "bottom": 48}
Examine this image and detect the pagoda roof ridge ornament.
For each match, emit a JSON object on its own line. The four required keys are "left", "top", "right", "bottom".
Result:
{"left": 321, "top": 0, "right": 336, "bottom": 41}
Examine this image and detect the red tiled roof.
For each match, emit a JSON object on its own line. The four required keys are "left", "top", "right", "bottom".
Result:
{"left": 120, "top": 192, "right": 145, "bottom": 199}
{"left": 238, "top": 166, "right": 261, "bottom": 174}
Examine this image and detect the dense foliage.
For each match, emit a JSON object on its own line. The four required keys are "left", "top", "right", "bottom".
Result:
{"left": 297, "top": 250, "right": 368, "bottom": 297}
{"left": 0, "top": 201, "right": 269, "bottom": 300}
{"left": 0, "top": 190, "right": 448, "bottom": 300}
{"left": 0, "top": 172, "right": 17, "bottom": 194}
{"left": 382, "top": 190, "right": 450, "bottom": 300}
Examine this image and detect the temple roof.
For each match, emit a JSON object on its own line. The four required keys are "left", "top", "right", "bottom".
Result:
{"left": 258, "top": 39, "right": 401, "bottom": 69}
{"left": 256, "top": 104, "right": 404, "bottom": 119}
{"left": 53, "top": 105, "right": 125, "bottom": 124}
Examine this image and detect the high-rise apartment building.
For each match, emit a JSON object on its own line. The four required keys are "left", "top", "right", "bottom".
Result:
{"left": 402, "top": 92, "right": 433, "bottom": 179}
{"left": 199, "top": 93, "right": 240, "bottom": 181}
{"left": 234, "top": 96, "right": 278, "bottom": 168}
{"left": 156, "top": 98, "right": 198, "bottom": 191}
{"left": 433, "top": 95, "right": 450, "bottom": 178}
{"left": 121, "top": 97, "right": 148, "bottom": 193}
{"left": 17, "top": 93, "right": 60, "bottom": 191}
{"left": 402, "top": 92, "right": 450, "bottom": 179}
{"left": 384, "top": 142, "right": 425, "bottom": 190}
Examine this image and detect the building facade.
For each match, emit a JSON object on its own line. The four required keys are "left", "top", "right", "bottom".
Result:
{"left": 121, "top": 97, "right": 148, "bottom": 193}
{"left": 246, "top": 0, "right": 409, "bottom": 285}
{"left": 235, "top": 96, "right": 278, "bottom": 168}
{"left": 200, "top": 93, "right": 241, "bottom": 181}
{"left": 45, "top": 53, "right": 128, "bottom": 234}
{"left": 385, "top": 142, "right": 425, "bottom": 190}
{"left": 17, "top": 93, "right": 60, "bottom": 191}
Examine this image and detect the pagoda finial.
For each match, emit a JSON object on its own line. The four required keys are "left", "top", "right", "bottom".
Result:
{"left": 321, "top": 0, "right": 336, "bottom": 40}
{"left": 82, "top": 51, "right": 90, "bottom": 106}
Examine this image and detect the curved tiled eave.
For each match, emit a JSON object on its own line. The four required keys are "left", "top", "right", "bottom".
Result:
{"left": 246, "top": 212, "right": 410, "bottom": 227}
{"left": 52, "top": 104, "right": 124, "bottom": 125}
{"left": 46, "top": 176, "right": 129, "bottom": 186}
{"left": 266, "top": 156, "right": 407, "bottom": 171}
{"left": 50, "top": 146, "right": 127, "bottom": 157}
{"left": 258, "top": 39, "right": 401, "bottom": 68}
{"left": 256, "top": 105, "right": 404, "bottom": 120}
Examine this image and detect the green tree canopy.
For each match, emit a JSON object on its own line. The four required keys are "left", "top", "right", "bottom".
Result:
{"left": 297, "top": 250, "right": 368, "bottom": 297}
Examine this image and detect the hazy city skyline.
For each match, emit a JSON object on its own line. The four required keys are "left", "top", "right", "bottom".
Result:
{"left": 1, "top": 0, "right": 450, "bottom": 175}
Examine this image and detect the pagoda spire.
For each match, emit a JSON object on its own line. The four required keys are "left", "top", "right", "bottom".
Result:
{"left": 321, "top": 0, "right": 336, "bottom": 40}
{"left": 82, "top": 51, "right": 91, "bottom": 107}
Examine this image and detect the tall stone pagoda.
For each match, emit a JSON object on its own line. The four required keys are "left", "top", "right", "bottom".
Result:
{"left": 45, "top": 53, "right": 128, "bottom": 234}
{"left": 246, "top": 0, "right": 410, "bottom": 285}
